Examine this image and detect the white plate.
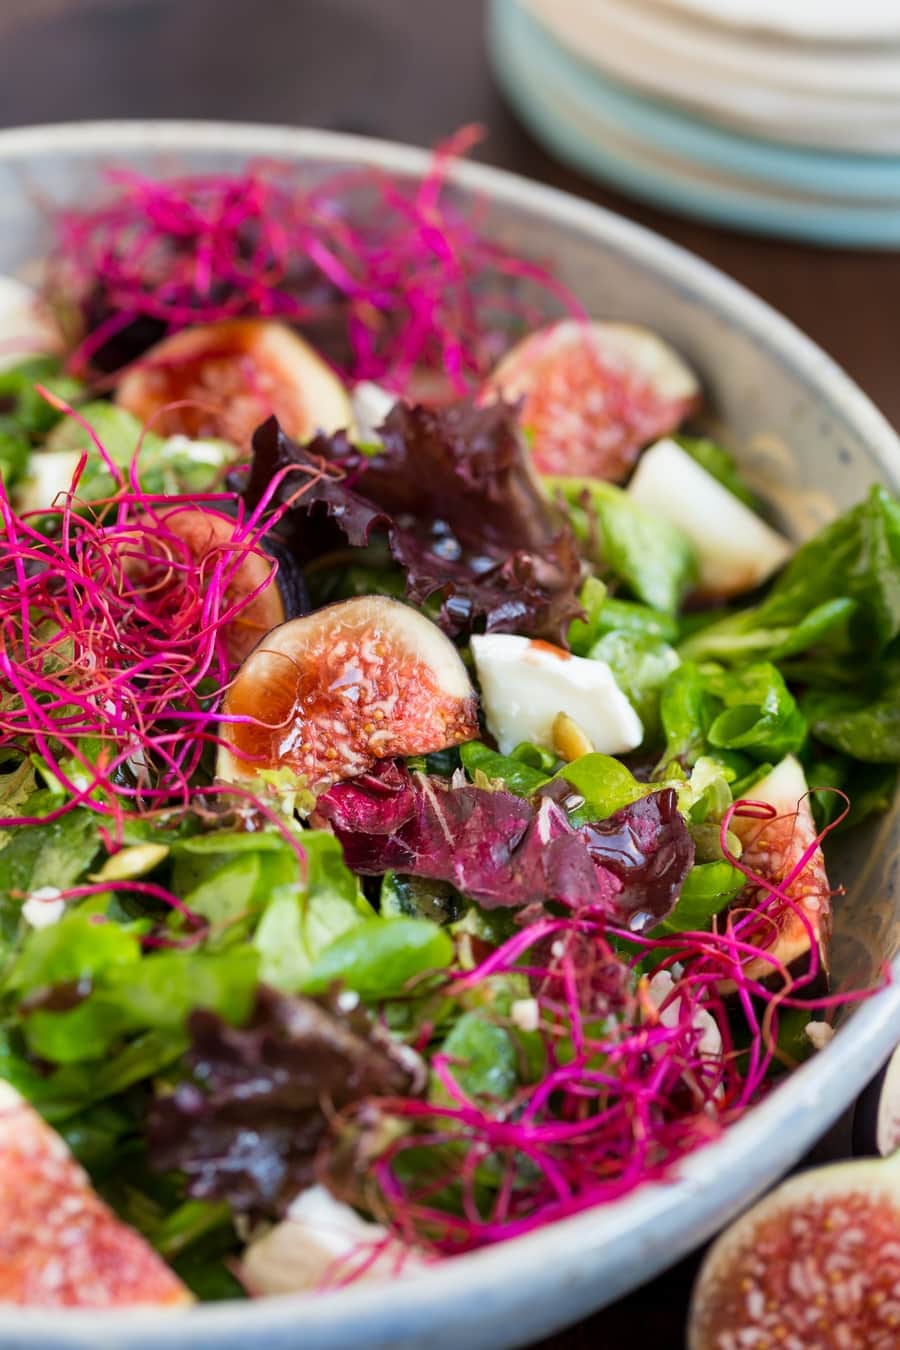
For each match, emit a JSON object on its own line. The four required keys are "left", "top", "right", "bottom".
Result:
{"left": 525, "top": 0, "right": 900, "bottom": 151}
{"left": 654, "top": 0, "right": 900, "bottom": 43}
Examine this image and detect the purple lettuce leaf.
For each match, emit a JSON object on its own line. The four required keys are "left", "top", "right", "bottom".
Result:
{"left": 317, "top": 763, "right": 693, "bottom": 928}
{"left": 580, "top": 789, "right": 697, "bottom": 931}
{"left": 237, "top": 417, "right": 390, "bottom": 558}
{"left": 235, "top": 404, "right": 583, "bottom": 641}
{"left": 147, "top": 986, "right": 418, "bottom": 1218}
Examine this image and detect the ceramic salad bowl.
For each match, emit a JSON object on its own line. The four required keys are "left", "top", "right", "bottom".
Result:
{"left": 0, "top": 121, "right": 897, "bottom": 1350}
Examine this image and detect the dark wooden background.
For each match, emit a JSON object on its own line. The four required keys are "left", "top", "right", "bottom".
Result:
{"left": 0, "top": 1, "right": 891, "bottom": 1344}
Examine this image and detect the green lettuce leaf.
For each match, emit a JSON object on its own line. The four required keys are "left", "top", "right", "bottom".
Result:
{"left": 675, "top": 434, "right": 758, "bottom": 509}
{"left": 588, "top": 630, "right": 680, "bottom": 743}
{"left": 659, "top": 661, "right": 806, "bottom": 770}
{"left": 553, "top": 752, "right": 659, "bottom": 822}
{"left": 654, "top": 860, "right": 744, "bottom": 935}
{"left": 547, "top": 477, "right": 697, "bottom": 615}
{"left": 801, "top": 657, "right": 900, "bottom": 764}
{"left": 41, "top": 402, "right": 235, "bottom": 504}
{"left": 301, "top": 916, "right": 453, "bottom": 999}
{"left": 459, "top": 740, "right": 552, "bottom": 796}
{"left": 437, "top": 1011, "right": 518, "bottom": 1101}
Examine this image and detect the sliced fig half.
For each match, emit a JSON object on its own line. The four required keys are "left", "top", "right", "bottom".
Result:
{"left": 688, "top": 1153, "right": 900, "bottom": 1350}
{"left": 484, "top": 320, "right": 700, "bottom": 483}
{"left": 0, "top": 1079, "right": 189, "bottom": 1307}
{"left": 728, "top": 755, "right": 831, "bottom": 987}
{"left": 127, "top": 507, "right": 300, "bottom": 666}
{"left": 115, "top": 318, "right": 352, "bottom": 449}
{"left": 217, "top": 595, "right": 479, "bottom": 791}
{"left": 854, "top": 1045, "right": 900, "bottom": 1159}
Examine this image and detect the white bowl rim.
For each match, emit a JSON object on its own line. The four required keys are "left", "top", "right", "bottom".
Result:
{"left": 0, "top": 119, "right": 897, "bottom": 1344}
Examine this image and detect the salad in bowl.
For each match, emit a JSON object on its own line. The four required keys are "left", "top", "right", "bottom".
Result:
{"left": 0, "top": 134, "right": 897, "bottom": 1312}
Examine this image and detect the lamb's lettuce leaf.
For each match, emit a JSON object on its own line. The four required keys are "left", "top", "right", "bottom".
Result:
{"left": 800, "top": 656, "right": 900, "bottom": 764}
{"left": 588, "top": 630, "right": 679, "bottom": 743}
{"left": 654, "top": 859, "right": 745, "bottom": 936}
{"left": 547, "top": 476, "right": 697, "bottom": 615}
{"left": 5, "top": 911, "right": 257, "bottom": 1063}
{"left": 460, "top": 740, "right": 552, "bottom": 796}
{"left": 40, "top": 402, "right": 234, "bottom": 505}
{"left": 0, "top": 357, "right": 86, "bottom": 486}
{"left": 680, "top": 487, "right": 900, "bottom": 666}
{"left": 658, "top": 660, "right": 806, "bottom": 771}
{"left": 302, "top": 916, "right": 453, "bottom": 998}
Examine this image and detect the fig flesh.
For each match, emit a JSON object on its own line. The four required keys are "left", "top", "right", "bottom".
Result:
{"left": 688, "top": 1153, "right": 900, "bottom": 1350}
{"left": 127, "top": 506, "right": 297, "bottom": 666}
{"left": 485, "top": 320, "right": 700, "bottom": 483}
{"left": 115, "top": 318, "right": 352, "bottom": 449}
{"left": 0, "top": 1079, "right": 189, "bottom": 1307}
{"left": 729, "top": 755, "right": 831, "bottom": 986}
{"left": 217, "top": 595, "right": 479, "bottom": 791}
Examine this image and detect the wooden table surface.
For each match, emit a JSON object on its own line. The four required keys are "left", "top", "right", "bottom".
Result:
{"left": 0, "top": 1, "right": 891, "bottom": 1345}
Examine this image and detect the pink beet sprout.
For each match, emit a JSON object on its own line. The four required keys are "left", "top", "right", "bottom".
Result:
{"left": 0, "top": 413, "right": 322, "bottom": 834}
{"left": 48, "top": 129, "right": 582, "bottom": 393}
{"left": 333, "top": 790, "right": 881, "bottom": 1257}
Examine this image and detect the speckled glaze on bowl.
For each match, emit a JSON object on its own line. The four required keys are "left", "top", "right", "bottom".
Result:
{"left": 0, "top": 122, "right": 897, "bottom": 1350}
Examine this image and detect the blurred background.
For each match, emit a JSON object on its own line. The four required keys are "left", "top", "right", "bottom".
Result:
{"left": 1, "top": 0, "right": 899, "bottom": 428}
{"left": 0, "top": 2, "right": 893, "bottom": 1345}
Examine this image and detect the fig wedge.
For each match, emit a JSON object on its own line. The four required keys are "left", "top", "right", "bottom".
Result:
{"left": 628, "top": 438, "right": 791, "bottom": 600}
{"left": 0, "top": 1079, "right": 189, "bottom": 1307}
{"left": 688, "top": 1152, "right": 900, "bottom": 1350}
{"left": 854, "top": 1045, "right": 900, "bottom": 1159}
{"left": 729, "top": 755, "right": 831, "bottom": 987}
{"left": 485, "top": 320, "right": 700, "bottom": 483}
{"left": 127, "top": 507, "right": 302, "bottom": 666}
{"left": 115, "top": 318, "right": 352, "bottom": 449}
{"left": 217, "top": 595, "right": 479, "bottom": 790}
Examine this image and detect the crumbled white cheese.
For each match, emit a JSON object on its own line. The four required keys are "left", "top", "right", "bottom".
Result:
{"left": 804, "top": 1021, "right": 834, "bottom": 1052}
{"left": 351, "top": 381, "right": 396, "bottom": 444}
{"left": 471, "top": 633, "right": 643, "bottom": 757}
{"left": 22, "top": 887, "right": 66, "bottom": 929}
{"left": 510, "top": 998, "right": 540, "bottom": 1033}
{"left": 240, "top": 1185, "right": 423, "bottom": 1297}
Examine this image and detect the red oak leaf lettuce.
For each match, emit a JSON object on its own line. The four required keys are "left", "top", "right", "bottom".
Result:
{"left": 148, "top": 986, "right": 418, "bottom": 1218}
{"left": 236, "top": 404, "right": 582, "bottom": 641}
{"left": 316, "top": 762, "right": 693, "bottom": 929}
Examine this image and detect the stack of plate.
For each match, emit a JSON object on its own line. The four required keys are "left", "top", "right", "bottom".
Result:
{"left": 487, "top": 0, "right": 900, "bottom": 247}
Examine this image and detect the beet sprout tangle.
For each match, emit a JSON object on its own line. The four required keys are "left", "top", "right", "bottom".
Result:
{"left": 48, "top": 129, "right": 582, "bottom": 392}
{"left": 0, "top": 408, "right": 331, "bottom": 833}
{"left": 328, "top": 790, "right": 882, "bottom": 1257}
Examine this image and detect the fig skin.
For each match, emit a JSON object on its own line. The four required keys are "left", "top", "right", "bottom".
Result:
{"left": 114, "top": 318, "right": 352, "bottom": 449}
{"left": 688, "top": 1154, "right": 900, "bottom": 1350}
{"left": 726, "top": 756, "right": 831, "bottom": 990}
{"left": 485, "top": 319, "right": 700, "bottom": 484}
{"left": 217, "top": 595, "right": 479, "bottom": 791}
{"left": 853, "top": 1045, "right": 900, "bottom": 1159}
